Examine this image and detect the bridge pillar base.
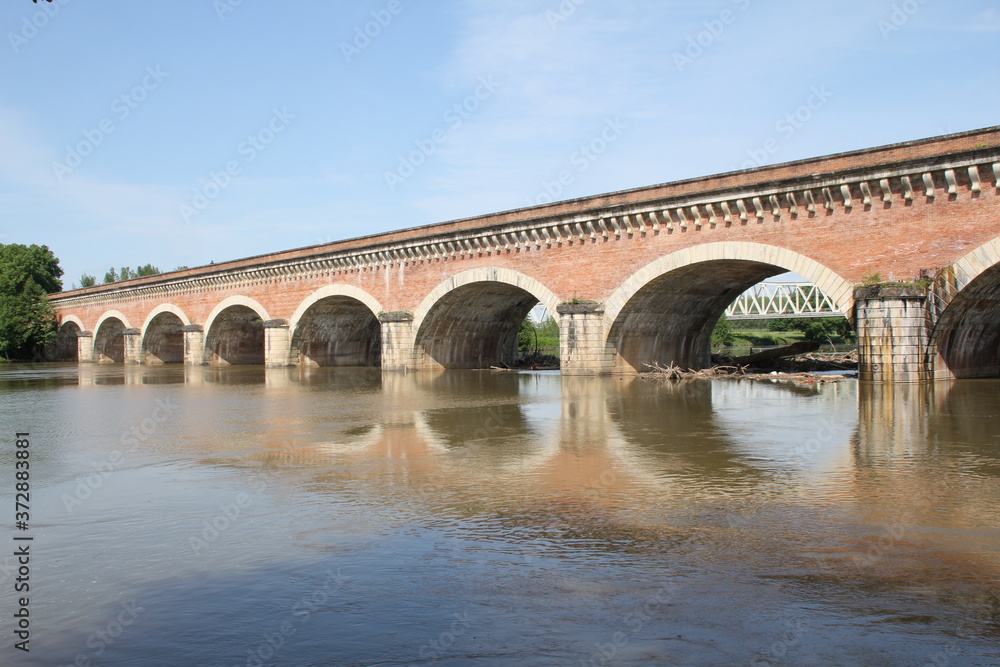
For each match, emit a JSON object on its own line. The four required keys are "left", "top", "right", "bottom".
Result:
{"left": 855, "top": 286, "right": 930, "bottom": 383}
{"left": 558, "top": 302, "right": 613, "bottom": 375}
{"left": 183, "top": 325, "right": 205, "bottom": 366}
{"left": 263, "top": 320, "right": 291, "bottom": 368}
{"left": 77, "top": 331, "right": 94, "bottom": 363}
{"left": 379, "top": 312, "right": 414, "bottom": 371}
{"left": 123, "top": 328, "right": 142, "bottom": 364}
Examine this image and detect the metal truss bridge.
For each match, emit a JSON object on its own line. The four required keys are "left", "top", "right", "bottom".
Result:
{"left": 724, "top": 282, "right": 843, "bottom": 320}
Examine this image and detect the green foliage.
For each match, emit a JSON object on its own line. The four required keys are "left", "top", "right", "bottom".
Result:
{"left": 795, "top": 318, "right": 855, "bottom": 342}
{"left": 104, "top": 264, "right": 161, "bottom": 283}
{"left": 714, "top": 315, "right": 855, "bottom": 348}
{"left": 80, "top": 274, "right": 96, "bottom": 288}
{"left": 534, "top": 316, "right": 559, "bottom": 350}
{"left": 861, "top": 273, "right": 883, "bottom": 286}
{"left": 0, "top": 244, "right": 62, "bottom": 294}
{"left": 518, "top": 318, "right": 536, "bottom": 353}
{"left": 711, "top": 315, "right": 735, "bottom": 346}
{"left": 518, "top": 316, "right": 560, "bottom": 355}
{"left": 0, "top": 244, "right": 63, "bottom": 360}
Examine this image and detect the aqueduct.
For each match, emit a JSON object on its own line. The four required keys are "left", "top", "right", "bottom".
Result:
{"left": 49, "top": 127, "right": 1000, "bottom": 382}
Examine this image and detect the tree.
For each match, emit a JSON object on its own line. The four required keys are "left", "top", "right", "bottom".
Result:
{"left": 0, "top": 244, "right": 63, "bottom": 360}
{"left": 80, "top": 274, "right": 96, "bottom": 288}
{"left": 518, "top": 318, "right": 537, "bottom": 354}
{"left": 711, "top": 314, "right": 735, "bottom": 346}
{"left": 103, "top": 264, "right": 160, "bottom": 283}
{"left": 796, "top": 318, "right": 855, "bottom": 342}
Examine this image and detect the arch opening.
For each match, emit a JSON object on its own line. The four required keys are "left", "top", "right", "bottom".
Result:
{"left": 414, "top": 282, "right": 540, "bottom": 369}
{"left": 610, "top": 260, "right": 804, "bottom": 372}
{"left": 94, "top": 318, "right": 126, "bottom": 363}
{"left": 205, "top": 306, "right": 265, "bottom": 366}
{"left": 143, "top": 312, "right": 185, "bottom": 364}
{"left": 931, "top": 263, "right": 1000, "bottom": 379}
{"left": 290, "top": 296, "right": 381, "bottom": 367}
{"left": 49, "top": 321, "right": 80, "bottom": 361}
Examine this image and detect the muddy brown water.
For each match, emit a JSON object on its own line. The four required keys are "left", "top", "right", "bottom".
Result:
{"left": 0, "top": 363, "right": 998, "bottom": 665}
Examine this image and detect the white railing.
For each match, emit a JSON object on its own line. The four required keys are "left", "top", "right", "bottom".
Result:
{"left": 725, "top": 282, "right": 842, "bottom": 319}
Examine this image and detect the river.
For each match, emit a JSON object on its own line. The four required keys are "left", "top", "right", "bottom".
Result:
{"left": 0, "top": 364, "right": 998, "bottom": 665}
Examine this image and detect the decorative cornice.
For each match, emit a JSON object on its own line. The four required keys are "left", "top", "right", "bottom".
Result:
{"left": 49, "top": 153, "right": 1000, "bottom": 311}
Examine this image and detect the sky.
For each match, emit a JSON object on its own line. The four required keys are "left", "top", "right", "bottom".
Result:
{"left": 1, "top": 0, "right": 998, "bottom": 289}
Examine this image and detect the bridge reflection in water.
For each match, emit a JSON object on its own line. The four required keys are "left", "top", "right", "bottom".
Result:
{"left": 7, "top": 364, "right": 1000, "bottom": 665}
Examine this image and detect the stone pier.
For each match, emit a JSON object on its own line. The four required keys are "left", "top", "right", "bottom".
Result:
{"left": 855, "top": 286, "right": 930, "bottom": 383}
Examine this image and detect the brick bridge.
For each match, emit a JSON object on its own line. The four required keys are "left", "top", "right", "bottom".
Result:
{"left": 49, "top": 127, "right": 1000, "bottom": 382}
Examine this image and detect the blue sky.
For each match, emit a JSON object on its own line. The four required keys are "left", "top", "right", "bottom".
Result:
{"left": 2, "top": 0, "right": 998, "bottom": 288}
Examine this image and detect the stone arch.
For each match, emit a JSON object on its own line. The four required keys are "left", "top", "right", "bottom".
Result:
{"left": 59, "top": 314, "right": 85, "bottom": 331}
{"left": 411, "top": 268, "right": 561, "bottom": 370}
{"left": 927, "top": 237, "right": 1000, "bottom": 379}
{"left": 94, "top": 309, "right": 133, "bottom": 335}
{"left": 203, "top": 296, "right": 271, "bottom": 366}
{"left": 50, "top": 319, "right": 81, "bottom": 361}
{"left": 604, "top": 242, "right": 854, "bottom": 372}
{"left": 141, "top": 304, "right": 192, "bottom": 332}
{"left": 141, "top": 305, "right": 191, "bottom": 365}
{"left": 93, "top": 310, "right": 131, "bottom": 363}
{"left": 288, "top": 285, "right": 384, "bottom": 367}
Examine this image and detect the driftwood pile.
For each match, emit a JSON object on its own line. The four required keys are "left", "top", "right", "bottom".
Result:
{"left": 640, "top": 362, "right": 854, "bottom": 385}
{"left": 641, "top": 346, "right": 859, "bottom": 385}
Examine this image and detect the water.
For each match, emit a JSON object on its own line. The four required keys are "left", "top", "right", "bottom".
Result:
{"left": 0, "top": 364, "right": 998, "bottom": 666}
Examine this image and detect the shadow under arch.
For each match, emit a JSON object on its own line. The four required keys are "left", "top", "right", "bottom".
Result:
{"left": 410, "top": 268, "right": 561, "bottom": 370}
{"left": 204, "top": 296, "right": 271, "bottom": 366}
{"left": 141, "top": 305, "right": 192, "bottom": 364}
{"left": 288, "top": 285, "right": 384, "bottom": 367}
{"left": 48, "top": 319, "right": 81, "bottom": 361}
{"left": 928, "top": 237, "right": 1000, "bottom": 378}
{"left": 93, "top": 310, "right": 133, "bottom": 363}
{"left": 603, "top": 243, "right": 854, "bottom": 372}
